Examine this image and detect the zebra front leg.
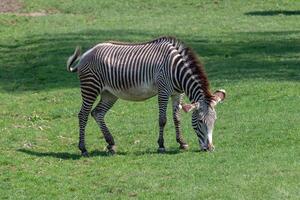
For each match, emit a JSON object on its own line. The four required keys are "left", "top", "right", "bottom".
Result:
{"left": 157, "top": 94, "right": 169, "bottom": 153}
{"left": 171, "top": 94, "right": 188, "bottom": 150}
{"left": 91, "top": 92, "right": 118, "bottom": 154}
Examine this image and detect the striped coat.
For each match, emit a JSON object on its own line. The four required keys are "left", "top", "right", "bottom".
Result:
{"left": 67, "top": 36, "right": 226, "bottom": 156}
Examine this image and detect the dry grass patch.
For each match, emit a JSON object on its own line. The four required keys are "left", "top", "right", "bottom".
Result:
{"left": 0, "top": 0, "right": 22, "bottom": 13}
{"left": 0, "top": 0, "right": 50, "bottom": 16}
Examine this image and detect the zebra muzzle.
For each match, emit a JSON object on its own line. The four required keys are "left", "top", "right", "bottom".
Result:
{"left": 208, "top": 143, "right": 215, "bottom": 152}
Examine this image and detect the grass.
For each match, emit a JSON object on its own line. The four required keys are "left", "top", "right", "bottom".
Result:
{"left": 0, "top": 0, "right": 299, "bottom": 199}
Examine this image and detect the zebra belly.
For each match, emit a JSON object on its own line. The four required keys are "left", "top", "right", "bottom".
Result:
{"left": 104, "top": 83, "right": 158, "bottom": 101}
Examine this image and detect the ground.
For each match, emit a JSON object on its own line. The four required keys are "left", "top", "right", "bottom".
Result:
{"left": 0, "top": 0, "right": 299, "bottom": 199}
{"left": 0, "top": 0, "right": 22, "bottom": 13}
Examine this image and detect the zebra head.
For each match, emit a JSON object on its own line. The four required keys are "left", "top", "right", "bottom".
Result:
{"left": 180, "top": 89, "right": 226, "bottom": 152}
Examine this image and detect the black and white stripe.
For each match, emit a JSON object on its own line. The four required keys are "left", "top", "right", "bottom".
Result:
{"left": 67, "top": 36, "right": 221, "bottom": 156}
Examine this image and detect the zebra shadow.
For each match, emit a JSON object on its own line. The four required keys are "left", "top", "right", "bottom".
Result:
{"left": 17, "top": 148, "right": 188, "bottom": 159}
{"left": 133, "top": 148, "right": 193, "bottom": 156}
{"left": 17, "top": 149, "right": 127, "bottom": 160}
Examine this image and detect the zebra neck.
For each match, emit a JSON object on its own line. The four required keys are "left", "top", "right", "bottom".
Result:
{"left": 179, "top": 73, "right": 208, "bottom": 104}
{"left": 188, "top": 83, "right": 206, "bottom": 103}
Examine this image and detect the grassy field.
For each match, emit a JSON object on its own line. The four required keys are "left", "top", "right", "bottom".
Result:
{"left": 0, "top": 0, "right": 299, "bottom": 199}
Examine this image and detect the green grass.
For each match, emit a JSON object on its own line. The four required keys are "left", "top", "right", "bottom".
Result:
{"left": 0, "top": 0, "right": 299, "bottom": 199}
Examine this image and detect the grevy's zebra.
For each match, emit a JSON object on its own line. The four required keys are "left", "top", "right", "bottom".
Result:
{"left": 67, "top": 36, "right": 226, "bottom": 156}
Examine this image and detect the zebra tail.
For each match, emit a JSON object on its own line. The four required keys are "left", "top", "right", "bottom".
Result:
{"left": 67, "top": 46, "right": 81, "bottom": 72}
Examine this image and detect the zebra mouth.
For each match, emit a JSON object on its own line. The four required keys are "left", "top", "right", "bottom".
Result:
{"left": 201, "top": 145, "right": 215, "bottom": 152}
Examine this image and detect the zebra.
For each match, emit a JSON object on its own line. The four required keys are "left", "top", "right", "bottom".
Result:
{"left": 67, "top": 36, "right": 226, "bottom": 156}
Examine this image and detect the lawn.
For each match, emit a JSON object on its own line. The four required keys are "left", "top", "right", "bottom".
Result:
{"left": 0, "top": 0, "right": 299, "bottom": 199}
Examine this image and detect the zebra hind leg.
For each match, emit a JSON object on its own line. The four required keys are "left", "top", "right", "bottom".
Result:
{"left": 78, "top": 100, "right": 97, "bottom": 157}
{"left": 172, "top": 94, "right": 188, "bottom": 150}
{"left": 91, "top": 92, "right": 118, "bottom": 155}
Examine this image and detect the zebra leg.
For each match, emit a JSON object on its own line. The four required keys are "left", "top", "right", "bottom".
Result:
{"left": 78, "top": 100, "right": 96, "bottom": 157}
{"left": 91, "top": 92, "right": 118, "bottom": 154}
{"left": 172, "top": 94, "right": 188, "bottom": 150}
{"left": 157, "top": 93, "right": 169, "bottom": 153}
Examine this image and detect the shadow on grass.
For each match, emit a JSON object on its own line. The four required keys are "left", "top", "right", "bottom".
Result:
{"left": 245, "top": 10, "right": 300, "bottom": 16}
{"left": 17, "top": 148, "right": 187, "bottom": 159}
{"left": 133, "top": 148, "right": 209, "bottom": 156}
{"left": 17, "top": 148, "right": 127, "bottom": 160}
{"left": 0, "top": 29, "right": 156, "bottom": 92}
{"left": 134, "top": 148, "right": 183, "bottom": 156}
{"left": 186, "top": 31, "right": 300, "bottom": 84}
{"left": 0, "top": 29, "right": 299, "bottom": 92}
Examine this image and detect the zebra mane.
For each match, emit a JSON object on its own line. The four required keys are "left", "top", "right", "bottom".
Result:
{"left": 153, "top": 37, "right": 213, "bottom": 102}
{"left": 163, "top": 36, "right": 213, "bottom": 102}
{"left": 108, "top": 36, "right": 179, "bottom": 46}
{"left": 182, "top": 45, "right": 213, "bottom": 102}
{"left": 108, "top": 37, "right": 162, "bottom": 46}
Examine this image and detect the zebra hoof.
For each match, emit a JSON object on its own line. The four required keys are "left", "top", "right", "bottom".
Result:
{"left": 107, "top": 145, "right": 116, "bottom": 155}
{"left": 81, "top": 151, "right": 89, "bottom": 157}
{"left": 157, "top": 147, "right": 166, "bottom": 153}
{"left": 179, "top": 143, "right": 189, "bottom": 150}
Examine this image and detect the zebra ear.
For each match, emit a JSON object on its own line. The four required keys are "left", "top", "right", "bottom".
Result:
{"left": 211, "top": 89, "right": 226, "bottom": 107}
{"left": 179, "top": 102, "right": 200, "bottom": 112}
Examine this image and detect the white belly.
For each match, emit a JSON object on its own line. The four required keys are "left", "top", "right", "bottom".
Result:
{"left": 104, "top": 83, "right": 158, "bottom": 101}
